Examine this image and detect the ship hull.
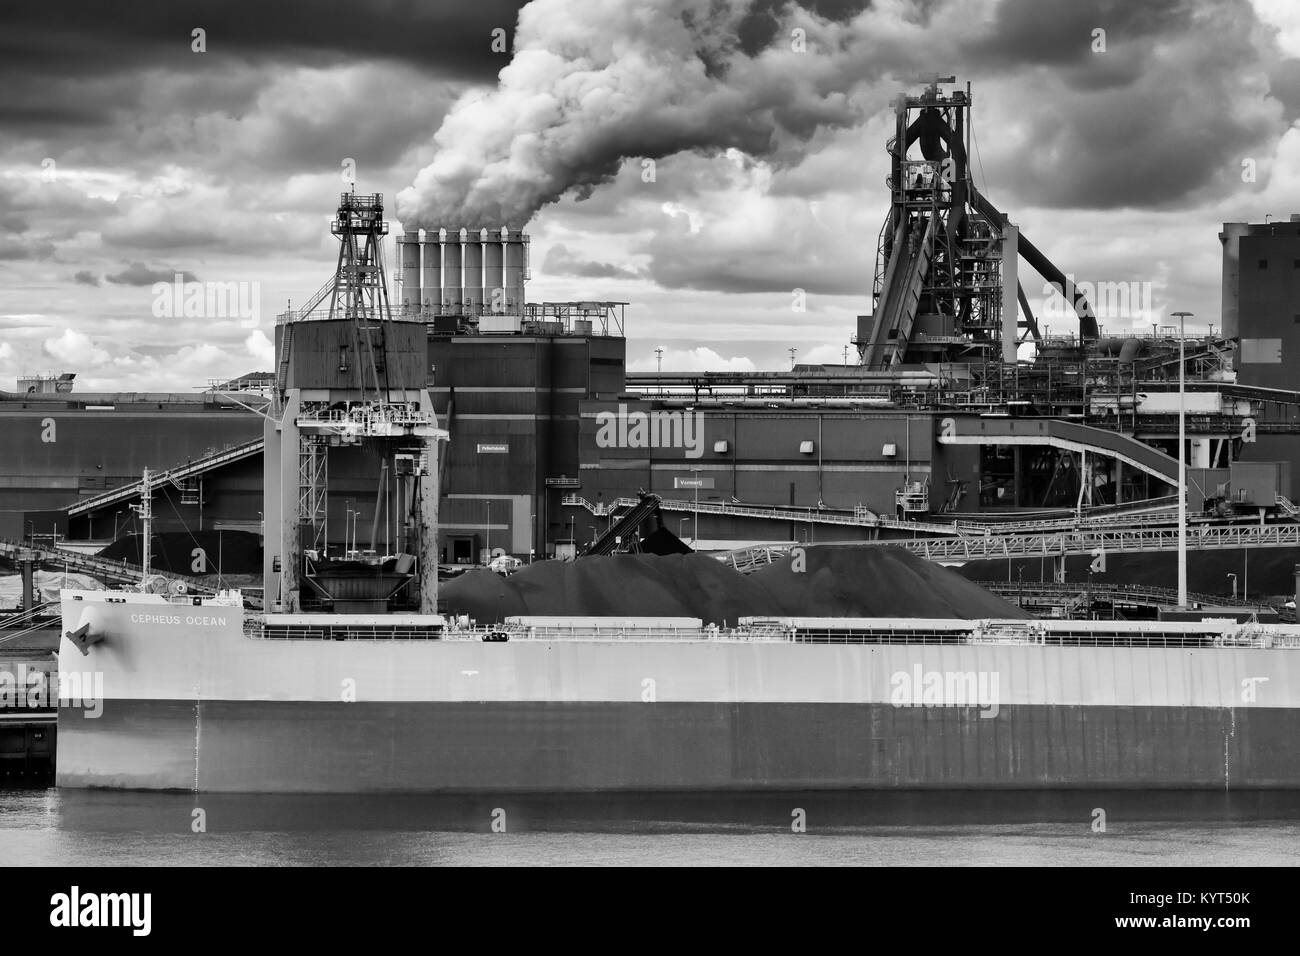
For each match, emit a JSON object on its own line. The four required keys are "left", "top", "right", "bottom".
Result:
{"left": 55, "top": 592, "right": 1300, "bottom": 792}
{"left": 56, "top": 699, "right": 1300, "bottom": 793}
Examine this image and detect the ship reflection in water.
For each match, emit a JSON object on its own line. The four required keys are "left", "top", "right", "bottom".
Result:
{"left": 3, "top": 788, "right": 1299, "bottom": 866}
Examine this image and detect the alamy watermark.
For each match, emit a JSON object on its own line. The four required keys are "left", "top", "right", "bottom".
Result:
{"left": 595, "top": 404, "right": 704, "bottom": 459}
{"left": 0, "top": 664, "right": 103, "bottom": 718}
{"left": 1036, "top": 276, "right": 1153, "bottom": 322}
{"left": 50, "top": 886, "right": 150, "bottom": 936}
{"left": 151, "top": 273, "right": 260, "bottom": 328}
{"left": 890, "top": 665, "right": 1000, "bottom": 718}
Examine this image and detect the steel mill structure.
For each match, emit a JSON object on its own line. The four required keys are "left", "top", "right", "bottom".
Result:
{"left": 2, "top": 77, "right": 1300, "bottom": 596}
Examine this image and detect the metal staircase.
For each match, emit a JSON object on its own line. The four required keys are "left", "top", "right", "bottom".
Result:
{"left": 580, "top": 494, "right": 663, "bottom": 556}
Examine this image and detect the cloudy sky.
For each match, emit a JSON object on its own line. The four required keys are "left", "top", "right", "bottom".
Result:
{"left": 2, "top": 0, "right": 1300, "bottom": 390}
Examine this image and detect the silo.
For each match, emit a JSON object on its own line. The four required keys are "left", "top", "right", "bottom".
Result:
{"left": 399, "top": 231, "right": 421, "bottom": 314}
{"left": 484, "top": 230, "right": 505, "bottom": 313}
{"left": 503, "top": 229, "right": 527, "bottom": 313}
{"left": 442, "top": 228, "right": 462, "bottom": 312}
{"left": 463, "top": 228, "right": 485, "bottom": 313}
{"left": 420, "top": 230, "right": 441, "bottom": 315}
{"left": 1219, "top": 222, "right": 1250, "bottom": 344}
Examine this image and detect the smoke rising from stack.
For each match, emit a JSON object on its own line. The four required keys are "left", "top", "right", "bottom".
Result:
{"left": 395, "top": 0, "right": 878, "bottom": 229}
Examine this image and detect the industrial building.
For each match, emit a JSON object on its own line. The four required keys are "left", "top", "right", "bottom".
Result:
{"left": 2, "top": 79, "right": 1299, "bottom": 578}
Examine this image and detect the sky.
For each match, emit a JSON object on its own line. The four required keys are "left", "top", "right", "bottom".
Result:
{"left": 2, "top": 0, "right": 1300, "bottom": 390}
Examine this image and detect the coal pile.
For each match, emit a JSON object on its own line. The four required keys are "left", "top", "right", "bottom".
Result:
{"left": 748, "top": 544, "right": 1026, "bottom": 619}
{"left": 440, "top": 545, "right": 1025, "bottom": 624}
{"left": 98, "top": 530, "right": 262, "bottom": 575}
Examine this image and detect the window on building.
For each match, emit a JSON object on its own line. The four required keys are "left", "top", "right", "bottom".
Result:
{"left": 1259, "top": 259, "right": 1269, "bottom": 268}
{"left": 1294, "top": 259, "right": 1300, "bottom": 268}
{"left": 1294, "top": 314, "right": 1300, "bottom": 324}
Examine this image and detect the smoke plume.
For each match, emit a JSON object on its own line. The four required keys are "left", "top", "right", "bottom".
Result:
{"left": 395, "top": 0, "right": 876, "bottom": 228}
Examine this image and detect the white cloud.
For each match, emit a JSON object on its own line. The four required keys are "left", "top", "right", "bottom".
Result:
{"left": 627, "top": 346, "right": 756, "bottom": 373}
{"left": 1253, "top": 0, "right": 1300, "bottom": 58}
{"left": 800, "top": 344, "right": 858, "bottom": 366}
{"left": 42, "top": 328, "right": 110, "bottom": 367}
{"left": 245, "top": 329, "right": 275, "bottom": 366}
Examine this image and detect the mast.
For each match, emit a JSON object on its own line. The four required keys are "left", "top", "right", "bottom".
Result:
{"left": 133, "top": 467, "right": 153, "bottom": 590}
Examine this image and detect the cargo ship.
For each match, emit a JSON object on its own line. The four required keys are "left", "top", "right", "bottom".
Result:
{"left": 53, "top": 188, "right": 1300, "bottom": 793}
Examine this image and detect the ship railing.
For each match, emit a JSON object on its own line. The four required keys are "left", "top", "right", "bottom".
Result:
{"left": 477, "top": 625, "right": 715, "bottom": 642}
{"left": 245, "top": 621, "right": 443, "bottom": 641}
{"left": 240, "top": 618, "right": 1300, "bottom": 647}
{"left": 783, "top": 630, "right": 1296, "bottom": 648}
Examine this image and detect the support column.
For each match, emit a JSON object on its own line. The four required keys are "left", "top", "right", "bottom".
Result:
{"left": 418, "top": 441, "right": 442, "bottom": 614}
{"left": 274, "top": 392, "right": 302, "bottom": 611}
{"left": 19, "top": 551, "right": 34, "bottom": 611}
{"left": 1000, "top": 223, "right": 1019, "bottom": 364}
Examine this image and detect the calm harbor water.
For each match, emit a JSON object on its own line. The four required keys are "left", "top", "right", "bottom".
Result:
{"left": 3, "top": 786, "right": 1300, "bottom": 865}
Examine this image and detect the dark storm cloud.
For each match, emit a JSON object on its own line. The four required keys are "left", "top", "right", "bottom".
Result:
{"left": 1267, "top": 57, "right": 1300, "bottom": 124}
{"left": 0, "top": 235, "right": 55, "bottom": 260}
{"left": 105, "top": 262, "right": 199, "bottom": 286}
{"left": 73, "top": 271, "right": 100, "bottom": 286}
{"left": 734, "top": 0, "right": 869, "bottom": 56}
{"left": 0, "top": 1, "right": 528, "bottom": 83}
{"left": 955, "top": 0, "right": 1289, "bottom": 210}
{"left": 543, "top": 244, "right": 642, "bottom": 280}
{"left": 0, "top": 1, "right": 498, "bottom": 175}
{"left": 963, "top": 0, "right": 1187, "bottom": 72}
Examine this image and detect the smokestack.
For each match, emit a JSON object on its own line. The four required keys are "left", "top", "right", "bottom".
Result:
{"left": 400, "top": 230, "right": 420, "bottom": 315}
{"left": 485, "top": 232, "right": 505, "bottom": 314}
{"left": 443, "top": 228, "right": 462, "bottom": 313}
{"left": 504, "top": 229, "right": 526, "bottom": 313}
{"left": 421, "top": 231, "right": 441, "bottom": 316}
{"left": 464, "top": 229, "right": 485, "bottom": 313}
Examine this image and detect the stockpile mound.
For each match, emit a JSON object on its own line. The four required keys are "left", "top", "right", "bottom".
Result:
{"left": 748, "top": 544, "right": 1026, "bottom": 619}
{"left": 98, "top": 530, "right": 262, "bottom": 575}
{"left": 442, "top": 552, "right": 771, "bottom": 624}
{"left": 441, "top": 545, "right": 1024, "bottom": 624}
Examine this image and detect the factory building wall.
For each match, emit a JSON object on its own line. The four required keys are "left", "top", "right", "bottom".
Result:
{"left": 576, "top": 402, "right": 939, "bottom": 538}
{"left": 428, "top": 333, "right": 626, "bottom": 560}
{"left": 66, "top": 454, "right": 265, "bottom": 541}
{"left": 0, "top": 406, "right": 260, "bottom": 515}
{"left": 1224, "top": 222, "right": 1300, "bottom": 498}
{"left": 1232, "top": 227, "right": 1300, "bottom": 390}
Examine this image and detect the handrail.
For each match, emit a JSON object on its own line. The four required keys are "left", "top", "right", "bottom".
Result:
{"left": 979, "top": 580, "right": 1263, "bottom": 609}
{"left": 239, "top": 617, "right": 1300, "bottom": 649}
{"left": 65, "top": 438, "right": 265, "bottom": 516}
{"left": 714, "top": 522, "right": 1300, "bottom": 569}
{"left": 0, "top": 537, "right": 214, "bottom": 592}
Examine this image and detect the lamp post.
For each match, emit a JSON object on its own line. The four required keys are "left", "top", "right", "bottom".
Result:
{"left": 1227, "top": 572, "right": 1237, "bottom": 601}
{"left": 113, "top": 510, "right": 123, "bottom": 541}
{"left": 485, "top": 499, "right": 491, "bottom": 563}
{"left": 344, "top": 499, "right": 353, "bottom": 557}
{"left": 690, "top": 467, "right": 701, "bottom": 544}
{"left": 1171, "top": 310, "right": 1193, "bottom": 608}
